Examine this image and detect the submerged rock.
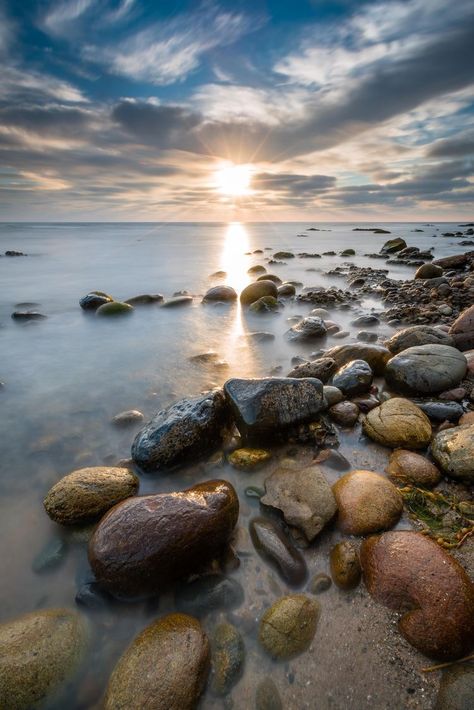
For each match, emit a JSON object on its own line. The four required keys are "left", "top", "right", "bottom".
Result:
{"left": 89, "top": 480, "right": 239, "bottom": 597}
{"left": 363, "top": 398, "right": 432, "bottom": 449}
{"left": 385, "top": 345, "right": 467, "bottom": 395}
{"left": 333, "top": 470, "right": 403, "bottom": 535}
{"left": 332, "top": 359, "right": 373, "bottom": 397}
{"left": 223, "top": 377, "right": 325, "bottom": 441}
{"left": 259, "top": 595, "right": 320, "bottom": 659}
{"left": 386, "top": 449, "right": 441, "bottom": 487}
{"left": 132, "top": 389, "right": 230, "bottom": 472}
{"left": 124, "top": 294, "right": 164, "bottom": 306}
{"left": 227, "top": 447, "right": 271, "bottom": 470}
{"left": 431, "top": 423, "right": 474, "bottom": 481}
{"left": 286, "top": 316, "right": 327, "bottom": 341}
{"left": 287, "top": 357, "right": 337, "bottom": 382}
{"left": 79, "top": 291, "right": 113, "bottom": 310}
{"left": 330, "top": 541, "right": 361, "bottom": 590}
{"left": 256, "top": 678, "right": 283, "bottom": 710}
{"left": 240, "top": 280, "right": 278, "bottom": 305}
{"left": 96, "top": 301, "right": 134, "bottom": 316}
{"left": 111, "top": 409, "right": 144, "bottom": 427}
{"left": 104, "top": 614, "right": 210, "bottom": 710}
{"left": 261, "top": 465, "right": 336, "bottom": 541}
{"left": 385, "top": 325, "right": 455, "bottom": 354}
{"left": 175, "top": 575, "right": 244, "bottom": 617}
{"left": 162, "top": 296, "right": 193, "bottom": 308}
{"left": 211, "top": 622, "right": 245, "bottom": 696}
{"left": 0, "top": 609, "right": 88, "bottom": 710}
{"left": 32, "top": 537, "right": 68, "bottom": 574}
{"left": 44, "top": 466, "right": 139, "bottom": 525}
{"left": 11, "top": 310, "right": 47, "bottom": 320}
{"left": 249, "top": 517, "right": 308, "bottom": 586}
{"left": 360, "top": 531, "right": 474, "bottom": 660}
{"left": 203, "top": 285, "right": 238, "bottom": 302}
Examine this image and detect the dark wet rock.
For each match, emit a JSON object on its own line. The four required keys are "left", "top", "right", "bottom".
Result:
{"left": 385, "top": 345, "right": 467, "bottom": 395}
{"left": 360, "top": 531, "right": 474, "bottom": 660}
{"left": 351, "top": 396, "right": 380, "bottom": 412}
{"left": 96, "top": 301, "right": 134, "bottom": 316}
{"left": 332, "top": 359, "right": 373, "bottom": 397}
{"left": 415, "top": 263, "right": 443, "bottom": 279}
{"left": 413, "top": 399, "right": 463, "bottom": 422}
{"left": 432, "top": 252, "right": 474, "bottom": 270}
{"left": 240, "top": 280, "right": 278, "bottom": 305}
{"left": 363, "top": 398, "right": 432, "bottom": 449}
{"left": 256, "top": 677, "right": 283, "bottom": 710}
{"left": 351, "top": 315, "right": 380, "bottom": 326}
{"left": 111, "top": 409, "right": 144, "bottom": 427}
{"left": 228, "top": 447, "right": 271, "bottom": 470}
{"left": 75, "top": 581, "right": 111, "bottom": 611}
{"left": 431, "top": 423, "right": 474, "bottom": 481}
{"left": 330, "top": 541, "right": 361, "bottom": 590}
{"left": 248, "top": 265, "right": 267, "bottom": 275}
{"left": 324, "top": 343, "right": 390, "bottom": 374}
{"left": 44, "top": 467, "right": 139, "bottom": 526}
{"left": 328, "top": 401, "right": 359, "bottom": 427}
{"left": 249, "top": 518, "right": 308, "bottom": 586}
{"left": 132, "top": 389, "right": 230, "bottom": 472}
{"left": 286, "top": 316, "right": 327, "bottom": 341}
{"left": 11, "top": 310, "right": 47, "bottom": 320}
{"left": 249, "top": 296, "right": 280, "bottom": 312}
{"left": 79, "top": 291, "right": 113, "bottom": 310}
{"left": 0, "top": 609, "right": 88, "bottom": 710}
{"left": 386, "top": 450, "right": 441, "bottom": 487}
{"left": 380, "top": 237, "right": 407, "bottom": 253}
{"left": 202, "top": 286, "right": 237, "bottom": 302}
{"left": 259, "top": 595, "right": 320, "bottom": 659}
{"left": 257, "top": 274, "right": 282, "bottom": 284}
{"left": 223, "top": 377, "right": 325, "bottom": 442}
{"left": 277, "top": 283, "right": 296, "bottom": 297}
{"left": 211, "top": 622, "right": 245, "bottom": 696}
{"left": 261, "top": 465, "right": 336, "bottom": 542}
{"left": 449, "top": 304, "right": 474, "bottom": 351}
{"left": 273, "top": 251, "right": 294, "bottom": 259}
{"left": 357, "top": 330, "right": 378, "bottom": 343}
{"left": 323, "top": 385, "right": 344, "bottom": 406}
{"left": 333, "top": 470, "right": 403, "bottom": 535}
{"left": 124, "top": 294, "right": 164, "bottom": 306}
{"left": 175, "top": 574, "right": 244, "bottom": 617}
{"left": 340, "top": 248, "right": 355, "bottom": 256}
{"left": 89, "top": 480, "right": 239, "bottom": 597}
{"left": 5, "top": 249, "right": 26, "bottom": 256}
{"left": 32, "top": 537, "right": 68, "bottom": 574}
{"left": 385, "top": 325, "right": 455, "bottom": 354}
{"left": 162, "top": 296, "right": 193, "bottom": 308}
{"left": 104, "top": 614, "right": 210, "bottom": 710}
{"left": 309, "top": 573, "right": 332, "bottom": 594}
{"left": 287, "top": 357, "right": 337, "bottom": 382}
{"left": 296, "top": 285, "right": 357, "bottom": 307}
{"left": 435, "top": 665, "right": 474, "bottom": 710}
{"left": 354, "top": 227, "right": 391, "bottom": 234}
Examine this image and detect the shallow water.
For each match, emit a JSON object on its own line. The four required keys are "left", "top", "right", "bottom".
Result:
{"left": 0, "top": 220, "right": 469, "bottom": 708}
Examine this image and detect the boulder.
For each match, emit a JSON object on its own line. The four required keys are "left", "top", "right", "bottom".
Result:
{"left": 323, "top": 343, "right": 390, "bottom": 374}
{"left": 96, "top": 301, "right": 133, "bottom": 316}
{"left": 385, "top": 345, "right": 467, "bottom": 395}
{"left": 44, "top": 466, "right": 139, "bottom": 525}
{"left": 259, "top": 595, "right": 320, "bottom": 659}
{"left": 385, "top": 325, "right": 455, "bottom": 354}
{"left": 240, "top": 280, "right": 278, "bottom": 305}
{"left": 415, "top": 263, "right": 443, "bottom": 279}
{"left": 286, "top": 357, "right": 337, "bottom": 382}
{"left": 202, "top": 286, "right": 237, "bottom": 302}
{"left": 449, "top": 304, "right": 474, "bottom": 351}
{"left": 380, "top": 237, "right": 407, "bottom": 254}
{"left": 385, "top": 450, "right": 441, "bottom": 487}
{"left": 125, "top": 294, "right": 164, "bottom": 306}
{"left": 89, "top": 480, "right": 239, "bottom": 597}
{"left": 431, "top": 424, "right": 474, "bottom": 481}
{"left": 363, "top": 398, "right": 432, "bottom": 449}
{"left": 79, "top": 291, "right": 113, "bottom": 310}
{"left": 132, "top": 389, "right": 230, "bottom": 472}
{"left": 261, "top": 465, "right": 336, "bottom": 541}
{"left": 286, "top": 316, "right": 327, "bottom": 341}
{"left": 332, "top": 359, "right": 373, "bottom": 396}
{"left": 223, "top": 377, "right": 325, "bottom": 441}
{"left": 332, "top": 470, "right": 403, "bottom": 535}
{"left": 249, "top": 517, "right": 308, "bottom": 586}
{"left": 360, "top": 531, "right": 474, "bottom": 660}
{"left": 104, "top": 614, "right": 210, "bottom": 710}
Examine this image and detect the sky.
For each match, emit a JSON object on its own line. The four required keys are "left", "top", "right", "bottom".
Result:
{"left": 0, "top": 0, "right": 473, "bottom": 221}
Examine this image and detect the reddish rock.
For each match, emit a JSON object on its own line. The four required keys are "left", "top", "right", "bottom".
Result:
{"left": 360, "top": 531, "right": 474, "bottom": 660}
{"left": 332, "top": 470, "right": 403, "bottom": 535}
{"left": 385, "top": 450, "right": 441, "bottom": 488}
{"left": 449, "top": 305, "right": 474, "bottom": 351}
{"left": 328, "top": 401, "right": 359, "bottom": 427}
{"left": 459, "top": 411, "right": 474, "bottom": 425}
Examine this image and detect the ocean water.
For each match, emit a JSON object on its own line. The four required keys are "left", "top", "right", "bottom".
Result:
{"left": 0, "top": 220, "right": 467, "bottom": 708}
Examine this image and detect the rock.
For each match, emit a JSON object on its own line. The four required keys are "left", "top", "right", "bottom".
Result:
{"left": 360, "top": 531, "right": 474, "bottom": 660}
{"left": 459, "top": 411, "right": 474, "bottom": 425}
{"left": 11, "top": 311, "right": 47, "bottom": 320}
{"left": 431, "top": 424, "right": 474, "bottom": 481}
{"left": 287, "top": 357, "right": 337, "bottom": 382}
{"left": 286, "top": 316, "right": 327, "bottom": 341}
{"left": 89, "top": 480, "right": 239, "bottom": 597}
{"left": 332, "top": 359, "right": 373, "bottom": 397}
{"left": 96, "top": 301, "right": 134, "bottom": 316}
{"left": 259, "top": 595, "right": 320, "bottom": 659}
{"left": 249, "top": 296, "right": 279, "bottom": 312}
{"left": 323, "top": 385, "right": 344, "bottom": 406}
{"left": 330, "top": 541, "right": 361, "bottom": 590}
{"left": 240, "top": 280, "right": 278, "bottom": 305}
{"left": 258, "top": 274, "right": 282, "bottom": 284}
{"left": 261, "top": 465, "right": 336, "bottom": 542}
{"left": 256, "top": 678, "right": 283, "bottom": 710}
{"left": 249, "top": 517, "right": 308, "bottom": 586}
{"left": 75, "top": 581, "right": 111, "bottom": 610}
{"left": 162, "top": 296, "right": 193, "bottom": 308}
{"left": 340, "top": 248, "right": 355, "bottom": 256}
{"left": 124, "top": 294, "right": 164, "bottom": 305}
{"left": 439, "top": 387, "right": 466, "bottom": 401}
{"left": 385, "top": 326, "right": 455, "bottom": 354}
{"left": 104, "top": 614, "right": 210, "bottom": 710}
{"left": 201, "top": 285, "right": 238, "bottom": 303}
{"left": 329, "top": 401, "right": 359, "bottom": 427}
{"left": 351, "top": 315, "right": 379, "bottom": 326}
{"left": 357, "top": 330, "right": 378, "bottom": 343}
{"left": 413, "top": 399, "right": 463, "bottom": 422}
{"left": 248, "top": 265, "right": 266, "bottom": 275}
{"left": 386, "top": 450, "right": 441, "bottom": 487}
{"left": 333, "top": 470, "right": 403, "bottom": 535}
{"left": 80, "top": 291, "right": 113, "bottom": 310}
{"left": 309, "top": 573, "right": 332, "bottom": 594}
{"left": 381, "top": 237, "right": 407, "bottom": 253}
{"left": 435, "top": 665, "right": 474, "bottom": 710}
{"left": 44, "top": 467, "right": 139, "bottom": 526}
{"left": 385, "top": 345, "right": 467, "bottom": 395}
{"left": 175, "top": 575, "right": 244, "bottom": 617}
{"left": 277, "top": 283, "right": 296, "bottom": 297}
{"left": 449, "top": 305, "right": 474, "bottom": 350}
{"left": 228, "top": 447, "right": 271, "bottom": 470}
{"left": 0, "top": 609, "right": 88, "bottom": 710}
{"left": 363, "top": 398, "right": 432, "bottom": 449}
{"left": 112, "top": 409, "right": 144, "bottom": 427}
{"left": 223, "top": 377, "right": 325, "bottom": 441}
{"left": 324, "top": 343, "right": 390, "bottom": 374}
{"left": 211, "top": 623, "right": 244, "bottom": 696}
{"left": 313, "top": 448, "right": 351, "bottom": 471}
{"left": 415, "top": 263, "right": 443, "bottom": 279}
{"left": 5, "top": 249, "right": 26, "bottom": 256}
{"left": 273, "top": 251, "right": 294, "bottom": 259}
{"left": 32, "top": 537, "right": 68, "bottom": 574}
{"left": 243, "top": 331, "right": 275, "bottom": 343}
{"left": 132, "top": 389, "right": 230, "bottom": 472}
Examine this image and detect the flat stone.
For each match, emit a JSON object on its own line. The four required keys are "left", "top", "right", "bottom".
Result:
{"left": 249, "top": 517, "right": 308, "bottom": 586}
{"left": 287, "top": 357, "right": 337, "bottom": 382}
{"left": 385, "top": 325, "right": 455, "bottom": 354}
{"left": 363, "top": 398, "right": 432, "bottom": 449}
{"left": 333, "top": 470, "right": 403, "bottom": 535}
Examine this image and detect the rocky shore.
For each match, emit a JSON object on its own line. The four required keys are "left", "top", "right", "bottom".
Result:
{"left": 2, "top": 226, "right": 474, "bottom": 709}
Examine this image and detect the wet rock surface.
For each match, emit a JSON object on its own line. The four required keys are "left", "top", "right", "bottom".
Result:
{"left": 435, "top": 666, "right": 474, "bottom": 710}
{"left": 333, "top": 470, "right": 403, "bottom": 535}
{"left": 385, "top": 449, "right": 441, "bottom": 487}
{"left": 104, "top": 614, "right": 210, "bottom": 710}
{"left": 449, "top": 304, "right": 474, "bottom": 350}
{"left": 330, "top": 541, "right": 361, "bottom": 590}
{"left": 89, "top": 480, "right": 239, "bottom": 597}
{"left": 249, "top": 517, "right": 308, "bottom": 586}
{"left": 203, "top": 285, "right": 238, "bottom": 302}
{"left": 385, "top": 325, "right": 455, "bottom": 354}
{"left": 324, "top": 343, "right": 390, "bottom": 374}
{"left": 286, "top": 316, "right": 327, "bottom": 341}
{"left": 286, "top": 357, "right": 337, "bottom": 382}
{"left": 259, "top": 595, "right": 320, "bottom": 659}
{"left": 431, "top": 424, "right": 474, "bottom": 481}
{"left": 332, "top": 359, "right": 373, "bottom": 396}
{"left": 328, "top": 401, "right": 359, "bottom": 427}
{"left": 385, "top": 344, "right": 467, "bottom": 395}
{"left": 363, "top": 398, "right": 432, "bottom": 449}
{"left": 361, "top": 531, "right": 474, "bottom": 660}
{"left": 211, "top": 622, "right": 245, "bottom": 696}
{"left": 228, "top": 447, "right": 271, "bottom": 470}
{"left": 240, "top": 280, "right": 278, "bottom": 305}
{"left": 175, "top": 575, "right": 244, "bottom": 617}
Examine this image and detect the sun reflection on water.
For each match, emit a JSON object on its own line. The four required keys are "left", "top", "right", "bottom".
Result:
{"left": 220, "top": 222, "right": 251, "bottom": 293}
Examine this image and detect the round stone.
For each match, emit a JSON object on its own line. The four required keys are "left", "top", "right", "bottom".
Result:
{"left": 385, "top": 345, "right": 467, "bottom": 396}
{"left": 363, "top": 398, "right": 432, "bottom": 449}
{"left": 330, "top": 541, "right": 361, "bottom": 590}
{"left": 332, "top": 470, "right": 403, "bottom": 535}
{"left": 259, "top": 595, "right": 320, "bottom": 659}
{"left": 386, "top": 450, "right": 441, "bottom": 487}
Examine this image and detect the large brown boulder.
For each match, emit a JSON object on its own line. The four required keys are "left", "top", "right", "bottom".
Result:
{"left": 104, "top": 614, "right": 210, "bottom": 710}
{"left": 89, "top": 480, "right": 239, "bottom": 598}
{"left": 323, "top": 343, "right": 390, "bottom": 375}
{"left": 332, "top": 470, "right": 403, "bottom": 535}
{"left": 449, "top": 304, "right": 474, "bottom": 351}
{"left": 385, "top": 449, "right": 441, "bottom": 488}
{"left": 363, "top": 398, "right": 432, "bottom": 449}
{"left": 240, "top": 280, "right": 278, "bottom": 305}
{"left": 360, "top": 531, "right": 474, "bottom": 660}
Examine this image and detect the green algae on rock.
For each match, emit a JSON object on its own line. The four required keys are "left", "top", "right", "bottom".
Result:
{"left": 259, "top": 594, "right": 320, "bottom": 659}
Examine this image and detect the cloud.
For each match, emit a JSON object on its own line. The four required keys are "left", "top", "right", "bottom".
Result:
{"left": 42, "top": 0, "right": 95, "bottom": 36}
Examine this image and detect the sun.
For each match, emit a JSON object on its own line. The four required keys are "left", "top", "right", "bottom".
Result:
{"left": 214, "top": 163, "right": 253, "bottom": 196}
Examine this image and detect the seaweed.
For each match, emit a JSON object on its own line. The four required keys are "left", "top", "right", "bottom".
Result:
{"left": 400, "top": 486, "right": 474, "bottom": 548}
